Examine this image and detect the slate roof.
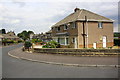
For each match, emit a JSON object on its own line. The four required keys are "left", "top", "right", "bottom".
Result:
{"left": 52, "top": 8, "right": 113, "bottom": 27}
{"left": 0, "top": 34, "right": 19, "bottom": 39}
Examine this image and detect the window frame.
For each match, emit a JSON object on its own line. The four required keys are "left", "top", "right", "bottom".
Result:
{"left": 72, "top": 38, "right": 75, "bottom": 43}
{"left": 98, "top": 22, "right": 103, "bottom": 29}
{"left": 71, "top": 22, "right": 76, "bottom": 28}
{"left": 64, "top": 24, "right": 68, "bottom": 30}
{"left": 56, "top": 27, "right": 60, "bottom": 31}
{"left": 66, "top": 38, "right": 69, "bottom": 45}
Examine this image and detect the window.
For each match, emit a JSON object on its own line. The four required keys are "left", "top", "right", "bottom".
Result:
{"left": 66, "top": 38, "right": 69, "bottom": 44}
{"left": 56, "top": 27, "right": 60, "bottom": 31}
{"left": 64, "top": 24, "right": 68, "bottom": 30}
{"left": 52, "top": 27, "right": 54, "bottom": 30}
{"left": 72, "top": 38, "right": 75, "bottom": 43}
{"left": 98, "top": 22, "right": 103, "bottom": 28}
{"left": 58, "top": 38, "right": 60, "bottom": 43}
{"left": 71, "top": 22, "right": 76, "bottom": 28}
{"left": 59, "top": 38, "right": 65, "bottom": 45}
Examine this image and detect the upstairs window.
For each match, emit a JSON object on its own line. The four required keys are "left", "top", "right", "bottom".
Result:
{"left": 71, "top": 22, "right": 76, "bottom": 28}
{"left": 52, "top": 27, "right": 54, "bottom": 30}
{"left": 98, "top": 22, "right": 103, "bottom": 28}
{"left": 64, "top": 24, "right": 68, "bottom": 30}
{"left": 56, "top": 27, "right": 60, "bottom": 31}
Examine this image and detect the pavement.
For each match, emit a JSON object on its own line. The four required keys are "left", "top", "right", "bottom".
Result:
{"left": 8, "top": 47, "right": 119, "bottom": 67}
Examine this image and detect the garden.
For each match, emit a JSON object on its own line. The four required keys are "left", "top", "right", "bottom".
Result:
{"left": 2, "top": 39, "right": 23, "bottom": 46}
{"left": 23, "top": 39, "right": 60, "bottom": 51}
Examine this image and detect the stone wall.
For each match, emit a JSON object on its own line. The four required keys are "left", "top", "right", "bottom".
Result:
{"left": 33, "top": 48, "right": 120, "bottom": 56}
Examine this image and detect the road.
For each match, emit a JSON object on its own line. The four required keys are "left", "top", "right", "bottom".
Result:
{"left": 0, "top": 44, "right": 118, "bottom": 78}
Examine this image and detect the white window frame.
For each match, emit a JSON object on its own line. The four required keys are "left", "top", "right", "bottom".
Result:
{"left": 59, "top": 38, "right": 65, "bottom": 45}
{"left": 56, "top": 27, "right": 60, "bottom": 31}
{"left": 72, "top": 22, "right": 76, "bottom": 28}
{"left": 98, "top": 22, "right": 103, "bottom": 28}
{"left": 64, "top": 24, "right": 68, "bottom": 30}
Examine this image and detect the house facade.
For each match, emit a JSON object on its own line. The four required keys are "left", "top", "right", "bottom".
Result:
{"left": 0, "top": 31, "right": 19, "bottom": 41}
{"left": 51, "top": 8, "right": 114, "bottom": 48}
{"left": 32, "top": 30, "right": 52, "bottom": 42}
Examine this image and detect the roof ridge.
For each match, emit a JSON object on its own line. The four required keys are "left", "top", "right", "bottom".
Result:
{"left": 83, "top": 9, "right": 112, "bottom": 21}
{"left": 77, "top": 9, "right": 83, "bottom": 20}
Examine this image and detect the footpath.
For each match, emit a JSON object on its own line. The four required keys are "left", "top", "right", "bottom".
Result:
{"left": 8, "top": 47, "right": 119, "bottom": 67}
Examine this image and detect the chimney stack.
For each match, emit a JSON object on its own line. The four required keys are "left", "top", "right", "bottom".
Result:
{"left": 74, "top": 8, "right": 80, "bottom": 12}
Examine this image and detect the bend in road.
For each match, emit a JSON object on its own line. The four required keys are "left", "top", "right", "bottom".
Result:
{"left": 1, "top": 44, "right": 118, "bottom": 78}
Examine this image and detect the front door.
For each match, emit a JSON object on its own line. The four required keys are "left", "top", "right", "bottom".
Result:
{"left": 93, "top": 43, "right": 97, "bottom": 49}
{"left": 74, "top": 37, "right": 77, "bottom": 48}
{"left": 103, "top": 36, "right": 107, "bottom": 48}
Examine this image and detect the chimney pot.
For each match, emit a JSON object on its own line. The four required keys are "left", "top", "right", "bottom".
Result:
{"left": 74, "top": 8, "right": 80, "bottom": 12}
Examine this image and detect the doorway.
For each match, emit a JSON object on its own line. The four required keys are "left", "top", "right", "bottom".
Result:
{"left": 103, "top": 36, "right": 107, "bottom": 48}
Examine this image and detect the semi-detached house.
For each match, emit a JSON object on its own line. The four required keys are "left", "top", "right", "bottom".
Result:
{"left": 51, "top": 8, "right": 114, "bottom": 48}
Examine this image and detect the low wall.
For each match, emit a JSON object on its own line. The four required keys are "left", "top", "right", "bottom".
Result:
{"left": 33, "top": 48, "right": 120, "bottom": 56}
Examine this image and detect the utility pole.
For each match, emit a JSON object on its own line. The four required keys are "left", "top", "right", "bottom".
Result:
{"left": 82, "top": 16, "right": 87, "bottom": 48}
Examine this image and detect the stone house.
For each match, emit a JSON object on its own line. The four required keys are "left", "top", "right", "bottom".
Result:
{"left": 32, "top": 30, "right": 52, "bottom": 42}
{"left": 0, "top": 31, "right": 19, "bottom": 41}
{"left": 51, "top": 8, "right": 114, "bottom": 48}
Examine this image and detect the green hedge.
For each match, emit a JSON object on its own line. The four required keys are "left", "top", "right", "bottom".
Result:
{"left": 24, "top": 41, "right": 32, "bottom": 49}
{"left": 114, "top": 39, "right": 120, "bottom": 46}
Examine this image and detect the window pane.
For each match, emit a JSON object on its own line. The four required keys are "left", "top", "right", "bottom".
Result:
{"left": 60, "top": 38, "right": 65, "bottom": 45}
{"left": 98, "top": 22, "right": 102, "bottom": 28}
{"left": 71, "top": 22, "right": 76, "bottom": 28}
{"left": 72, "top": 38, "right": 75, "bottom": 43}
{"left": 66, "top": 38, "right": 69, "bottom": 44}
{"left": 64, "top": 24, "right": 68, "bottom": 30}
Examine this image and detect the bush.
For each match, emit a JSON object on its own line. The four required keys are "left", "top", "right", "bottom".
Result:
{"left": 24, "top": 41, "right": 32, "bottom": 50}
{"left": 18, "top": 40, "right": 23, "bottom": 43}
{"left": 31, "top": 39, "right": 42, "bottom": 43}
{"left": 42, "top": 41, "right": 60, "bottom": 48}
{"left": 114, "top": 39, "right": 120, "bottom": 46}
{"left": 7, "top": 40, "right": 14, "bottom": 44}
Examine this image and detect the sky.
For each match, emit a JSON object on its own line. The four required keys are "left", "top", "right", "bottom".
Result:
{"left": 0, "top": 0, "right": 119, "bottom": 34}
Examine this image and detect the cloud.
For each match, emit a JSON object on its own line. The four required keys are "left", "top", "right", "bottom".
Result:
{"left": 12, "top": 0, "right": 26, "bottom": 7}
{"left": 0, "top": 2, "right": 118, "bottom": 34}
{"left": 1, "top": 0, "right": 119, "bottom": 2}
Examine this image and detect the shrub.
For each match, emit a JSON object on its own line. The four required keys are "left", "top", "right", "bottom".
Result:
{"left": 6, "top": 40, "right": 14, "bottom": 44}
{"left": 24, "top": 41, "right": 32, "bottom": 50}
{"left": 114, "top": 39, "right": 120, "bottom": 46}
{"left": 42, "top": 41, "right": 60, "bottom": 48}
{"left": 31, "top": 39, "right": 42, "bottom": 43}
{"left": 18, "top": 40, "right": 23, "bottom": 43}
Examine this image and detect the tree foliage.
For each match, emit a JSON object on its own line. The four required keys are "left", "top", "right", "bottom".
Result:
{"left": 17, "top": 30, "right": 34, "bottom": 41}
{"left": 31, "top": 39, "right": 42, "bottom": 43}
{"left": 24, "top": 41, "right": 32, "bottom": 49}
{"left": 114, "top": 32, "right": 120, "bottom": 37}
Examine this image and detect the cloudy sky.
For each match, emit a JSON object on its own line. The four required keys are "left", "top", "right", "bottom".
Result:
{"left": 0, "top": 0, "right": 119, "bottom": 34}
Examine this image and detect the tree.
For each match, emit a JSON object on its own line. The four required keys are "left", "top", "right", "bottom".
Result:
{"left": 28, "top": 31, "right": 34, "bottom": 35}
{"left": 28, "top": 31, "right": 34, "bottom": 39}
{"left": 17, "top": 30, "right": 34, "bottom": 41}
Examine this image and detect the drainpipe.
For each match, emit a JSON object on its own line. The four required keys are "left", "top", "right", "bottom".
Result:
{"left": 82, "top": 16, "right": 87, "bottom": 48}
{"left": 86, "top": 16, "right": 88, "bottom": 48}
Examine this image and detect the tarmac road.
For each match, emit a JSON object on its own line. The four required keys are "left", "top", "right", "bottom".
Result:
{"left": 1, "top": 44, "right": 118, "bottom": 78}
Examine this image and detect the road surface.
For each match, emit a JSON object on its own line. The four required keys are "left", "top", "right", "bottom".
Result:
{"left": 0, "top": 44, "right": 118, "bottom": 78}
